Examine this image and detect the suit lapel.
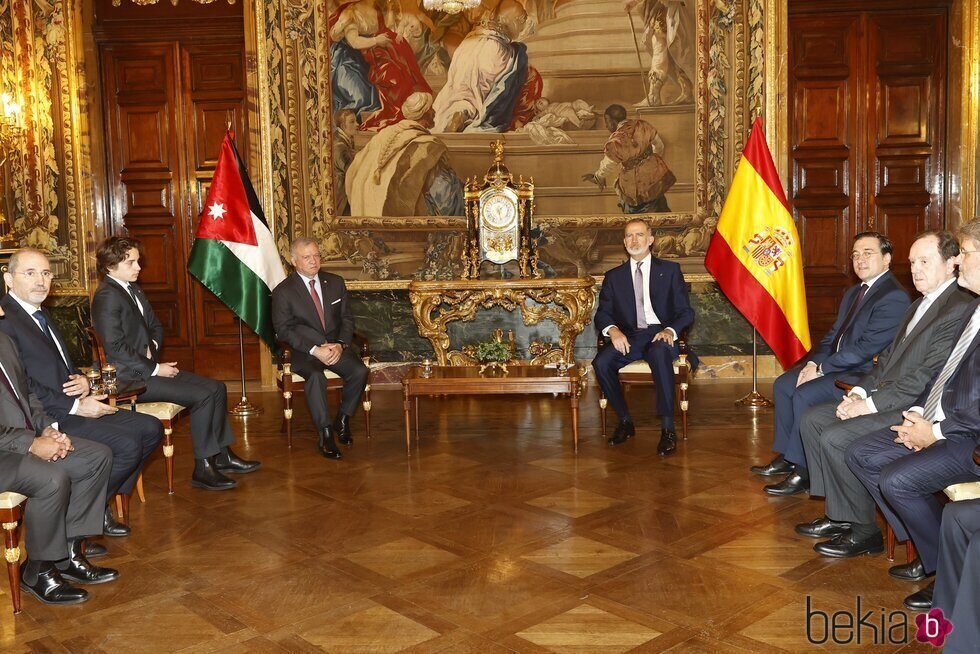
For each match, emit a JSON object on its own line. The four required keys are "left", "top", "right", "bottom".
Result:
{"left": 108, "top": 278, "right": 153, "bottom": 341}
{"left": 0, "top": 341, "right": 32, "bottom": 422}
{"left": 3, "top": 297, "right": 71, "bottom": 373}
{"left": 293, "top": 273, "right": 325, "bottom": 332}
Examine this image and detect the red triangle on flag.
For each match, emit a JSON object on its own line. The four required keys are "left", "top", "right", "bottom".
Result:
{"left": 195, "top": 131, "right": 258, "bottom": 246}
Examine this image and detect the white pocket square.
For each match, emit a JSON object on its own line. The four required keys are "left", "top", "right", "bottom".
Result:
{"left": 330, "top": 298, "right": 341, "bottom": 305}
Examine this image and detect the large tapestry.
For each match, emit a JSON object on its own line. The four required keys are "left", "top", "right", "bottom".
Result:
{"left": 258, "top": 0, "right": 766, "bottom": 284}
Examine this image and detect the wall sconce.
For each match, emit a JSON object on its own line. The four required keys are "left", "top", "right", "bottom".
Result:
{"left": 0, "top": 92, "right": 23, "bottom": 249}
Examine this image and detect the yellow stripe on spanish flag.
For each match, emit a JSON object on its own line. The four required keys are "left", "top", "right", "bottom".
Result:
{"left": 705, "top": 118, "right": 811, "bottom": 368}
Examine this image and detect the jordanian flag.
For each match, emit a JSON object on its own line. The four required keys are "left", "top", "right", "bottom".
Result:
{"left": 188, "top": 131, "right": 285, "bottom": 349}
{"left": 705, "top": 118, "right": 811, "bottom": 368}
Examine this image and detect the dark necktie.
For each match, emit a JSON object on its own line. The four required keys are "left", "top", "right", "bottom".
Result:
{"left": 309, "top": 279, "right": 326, "bottom": 332}
{"left": 33, "top": 309, "right": 70, "bottom": 370}
{"left": 0, "top": 363, "right": 33, "bottom": 429}
{"left": 831, "top": 283, "right": 868, "bottom": 352}
{"left": 127, "top": 285, "right": 143, "bottom": 315}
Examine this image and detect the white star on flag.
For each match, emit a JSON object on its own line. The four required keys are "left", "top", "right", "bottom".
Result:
{"left": 208, "top": 202, "right": 227, "bottom": 221}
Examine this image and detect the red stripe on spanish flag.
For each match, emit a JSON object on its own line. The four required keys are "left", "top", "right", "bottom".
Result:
{"left": 705, "top": 118, "right": 811, "bottom": 368}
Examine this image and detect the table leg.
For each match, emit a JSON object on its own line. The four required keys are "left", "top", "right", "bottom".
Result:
{"left": 414, "top": 396, "right": 420, "bottom": 441}
{"left": 570, "top": 393, "right": 580, "bottom": 454}
{"left": 403, "top": 389, "right": 412, "bottom": 455}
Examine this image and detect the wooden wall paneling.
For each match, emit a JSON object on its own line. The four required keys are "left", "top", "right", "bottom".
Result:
{"left": 101, "top": 44, "right": 194, "bottom": 364}
{"left": 181, "top": 43, "right": 259, "bottom": 378}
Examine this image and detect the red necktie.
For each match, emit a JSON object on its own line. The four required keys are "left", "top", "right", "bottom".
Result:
{"left": 0, "top": 364, "right": 34, "bottom": 429}
{"left": 309, "top": 279, "right": 326, "bottom": 332}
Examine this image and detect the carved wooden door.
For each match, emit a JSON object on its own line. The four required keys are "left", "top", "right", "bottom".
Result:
{"left": 101, "top": 41, "right": 258, "bottom": 379}
{"left": 789, "top": 3, "right": 947, "bottom": 341}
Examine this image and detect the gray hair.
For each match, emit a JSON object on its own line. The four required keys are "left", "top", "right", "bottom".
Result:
{"left": 289, "top": 236, "right": 319, "bottom": 257}
{"left": 8, "top": 247, "right": 49, "bottom": 273}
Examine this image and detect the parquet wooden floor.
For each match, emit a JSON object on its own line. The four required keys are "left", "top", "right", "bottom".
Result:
{"left": 0, "top": 382, "right": 940, "bottom": 653}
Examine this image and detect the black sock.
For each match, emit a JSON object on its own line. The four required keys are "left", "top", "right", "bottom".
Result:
{"left": 661, "top": 416, "right": 675, "bottom": 431}
{"left": 848, "top": 522, "right": 881, "bottom": 540}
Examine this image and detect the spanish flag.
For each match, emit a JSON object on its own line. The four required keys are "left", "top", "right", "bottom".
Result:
{"left": 705, "top": 118, "right": 811, "bottom": 368}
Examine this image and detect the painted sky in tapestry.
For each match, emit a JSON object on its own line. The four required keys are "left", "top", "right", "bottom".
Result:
{"left": 323, "top": 0, "right": 713, "bottom": 281}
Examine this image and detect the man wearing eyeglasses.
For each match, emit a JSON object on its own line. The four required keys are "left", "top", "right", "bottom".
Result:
{"left": 750, "top": 232, "right": 910, "bottom": 496}
{"left": 0, "top": 248, "right": 163, "bottom": 540}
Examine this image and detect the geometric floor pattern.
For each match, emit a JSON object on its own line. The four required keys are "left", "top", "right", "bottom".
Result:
{"left": 0, "top": 382, "right": 937, "bottom": 652}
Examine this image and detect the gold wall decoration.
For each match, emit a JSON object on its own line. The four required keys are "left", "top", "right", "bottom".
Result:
{"left": 0, "top": 0, "right": 90, "bottom": 294}
{"left": 110, "top": 0, "right": 237, "bottom": 6}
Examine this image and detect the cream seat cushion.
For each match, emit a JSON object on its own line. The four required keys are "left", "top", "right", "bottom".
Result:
{"left": 134, "top": 402, "right": 185, "bottom": 421}
{"left": 276, "top": 369, "right": 342, "bottom": 383}
{"left": 619, "top": 360, "right": 686, "bottom": 375}
{"left": 944, "top": 482, "right": 980, "bottom": 502}
{"left": 0, "top": 492, "right": 27, "bottom": 509}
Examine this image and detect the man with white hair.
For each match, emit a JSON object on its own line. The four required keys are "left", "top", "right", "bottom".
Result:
{"left": 346, "top": 92, "right": 463, "bottom": 216}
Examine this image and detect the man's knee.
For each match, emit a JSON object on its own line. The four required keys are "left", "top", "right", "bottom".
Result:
{"left": 351, "top": 359, "right": 369, "bottom": 384}
{"left": 592, "top": 346, "right": 616, "bottom": 373}
{"left": 773, "top": 369, "right": 797, "bottom": 400}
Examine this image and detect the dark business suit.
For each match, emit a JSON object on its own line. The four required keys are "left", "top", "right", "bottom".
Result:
{"left": 271, "top": 271, "right": 368, "bottom": 430}
{"left": 847, "top": 300, "right": 980, "bottom": 573}
{"left": 91, "top": 277, "right": 234, "bottom": 460}
{"left": 800, "top": 283, "right": 974, "bottom": 524}
{"left": 0, "top": 293, "right": 162, "bottom": 497}
{"left": 0, "top": 332, "right": 111, "bottom": 562}
{"left": 772, "top": 271, "right": 910, "bottom": 466}
{"left": 933, "top": 499, "right": 980, "bottom": 654}
{"left": 592, "top": 256, "right": 696, "bottom": 421}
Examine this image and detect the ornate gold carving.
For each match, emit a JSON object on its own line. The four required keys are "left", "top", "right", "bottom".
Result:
{"left": 283, "top": 391, "right": 292, "bottom": 400}
{"left": 599, "top": 398, "right": 607, "bottom": 409}
{"left": 2, "top": 521, "right": 17, "bottom": 530}
{"left": 283, "top": 408, "right": 293, "bottom": 419}
{"left": 408, "top": 277, "right": 596, "bottom": 366}
{"left": 362, "top": 400, "right": 371, "bottom": 412}
{"left": 680, "top": 400, "right": 689, "bottom": 411}
{"left": 4, "top": 546, "right": 20, "bottom": 563}
{"left": 162, "top": 445, "right": 174, "bottom": 457}
{"left": 164, "top": 428, "right": 172, "bottom": 436}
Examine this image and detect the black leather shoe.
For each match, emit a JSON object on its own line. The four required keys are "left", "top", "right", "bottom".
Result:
{"left": 84, "top": 540, "right": 108, "bottom": 559}
{"left": 103, "top": 506, "right": 131, "bottom": 537}
{"left": 607, "top": 420, "right": 635, "bottom": 446}
{"left": 191, "top": 456, "right": 237, "bottom": 490}
{"left": 751, "top": 454, "right": 794, "bottom": 476}
{"left": 214, "top": 447, "right": 261, "bottom": 474}
{"left": 20, "top": 561, "right": 88, "bottom": 605}
{"left": 889, "top": 557, "right": 931, "bottom": 582}
{"left": 334, "top": 414, "right": 353, "bottom": 446}
{"left": 318, "top": 427, "right": 343, "bottom": 460}
{"left": 903, "top": 581, "right": 934, "bottom": 610}
{"left": 657, "top": 428, "right": 677, "bottom": 456}
{"left": 814, "top": 531, "right": 884, "bottom": 558}
{"left": 59, "top": 539, "right": 119, "bottom": 585}
{"left": 795, "top": 516, "right": 852, "bottom": 538}
{"left": 764, "top": 469, "right": 810, "bottom": 496}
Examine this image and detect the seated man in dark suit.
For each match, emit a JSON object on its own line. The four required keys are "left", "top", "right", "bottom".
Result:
{"left": 91, "top": 236, "right": 259, "bottom": 491}
{"left": 845, "top": 220, "right": 980, "bottom": 610}
{"left": 0, "top": 326, "right": 118, "bottom": 606}
{"left": 932, "top": 484, "right": 980, "bottom": 654}
{"left": 271, "top": 237, "right": 369, "bottom": 460}
{"left": 592, "top": 219, "right": 696, "bottom": 456}
{"left": 795, "top": 231, "right": 972, "bottom": 562}
{"left": 1, "top": 248, "right": 163, "bottom": 538}
{"left": 751, "top": 232, "right": 910, "bottom": 495}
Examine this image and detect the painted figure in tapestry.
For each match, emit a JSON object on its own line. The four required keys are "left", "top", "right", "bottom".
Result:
{"left": 346, "top": 92, "right": 464, "bottom": 216}
{"left": 328, "top": 0, "right": 432, "bottom": 131}
{"left": 582, "top": 104, "right": 675, "bottom": 213}
{"left": 332, "top": 108, "right": 358, "bottom": 216}
{"left": 625, "top": 0, "right": 695, "bottom": 106}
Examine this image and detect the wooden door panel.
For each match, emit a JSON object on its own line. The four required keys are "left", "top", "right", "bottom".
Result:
{"left": 123, "top": 181, "right": 173, "bottom": 218}
{"left": 118, "top": 107, "right": 171, "bottom": 169}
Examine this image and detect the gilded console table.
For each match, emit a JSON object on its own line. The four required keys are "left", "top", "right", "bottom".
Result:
{"left": 407, "top": 277, "right": 597, "bottom": 366}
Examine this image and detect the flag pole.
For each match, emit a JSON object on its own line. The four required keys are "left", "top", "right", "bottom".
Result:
{"left": 735, "top": 328, "right": 773, "bottom": 408}
{"left": 229, "top": 318, "right": 262, "bottom": 416}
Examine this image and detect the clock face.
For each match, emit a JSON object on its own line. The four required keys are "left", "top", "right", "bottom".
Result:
{"left": 481, "top": 193, "right": 517, "bottom": 230}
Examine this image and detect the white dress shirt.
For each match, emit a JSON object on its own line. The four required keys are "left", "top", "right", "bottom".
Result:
{"left": 602, "top": 254, "right": 675, "bottom": 339}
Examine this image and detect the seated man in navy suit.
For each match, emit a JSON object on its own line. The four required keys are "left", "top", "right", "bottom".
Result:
{"left": 592, "top": 219, "right": 696, "bottom": 456}
{"left": 845, "top": 219, "right": 980, "bottom": 607}
{"left": 931, "top": 484, "right": 980, "bottom": 654}
{"left": 751, "top": 232, "right": 910, "bottom": 496}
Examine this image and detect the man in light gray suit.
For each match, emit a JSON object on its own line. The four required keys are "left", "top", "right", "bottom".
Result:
{"left": 794, "top": 231, "right": 973, "bottom": 561}
{"left": 0, "top": 317, "right": 118, "bottom": 605}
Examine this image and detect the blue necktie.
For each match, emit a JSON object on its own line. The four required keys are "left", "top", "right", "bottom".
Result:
{"left": 33, "top": 309, "right": 54, "bottom": 342}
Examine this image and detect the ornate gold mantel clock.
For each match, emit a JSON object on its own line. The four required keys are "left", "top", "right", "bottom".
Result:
{"left": 461, "top": 140, "right": 539, "bottom": 279}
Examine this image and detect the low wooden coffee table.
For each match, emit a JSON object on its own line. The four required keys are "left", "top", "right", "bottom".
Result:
{"left": 401, "top": 364, "right": 582, "bottom": 454}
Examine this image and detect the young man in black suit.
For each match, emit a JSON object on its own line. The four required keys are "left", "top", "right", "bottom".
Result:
{"left": 91, "top": 236, "right": 260, "bottom": 491}
{"left": 0, "top": 322, "right": 118, "bottom": 605}
{"left": 592, "top": 219, "right": 696, "bottom": 456}
{"left": 751, "top": 232, "right": 910, "bottom": 496}
{"left": 845, "top": 219, "right": 980, "bottom": 609}
{"left": 1, "top": 248, "right": 163, "bottom": 537}
{"left": 271, "top": 237, "right": 369, "bottom": 460}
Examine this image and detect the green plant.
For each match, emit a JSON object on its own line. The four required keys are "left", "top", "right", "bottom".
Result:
{"left": 474, "top": 339, "right": 511, "bottom": 363}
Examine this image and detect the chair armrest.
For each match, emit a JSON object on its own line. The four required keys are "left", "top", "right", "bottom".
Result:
{"left": 835, "top": 380, "right": 855, "bottom": 392}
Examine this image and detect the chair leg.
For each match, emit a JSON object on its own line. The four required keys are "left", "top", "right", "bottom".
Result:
{"left": 283, "top": 390, "right": 293, "bottom": 449}
{"left": 599, "top": 393, "right": 607, "bottom": 439}
{"left": 115, "top": 493, "right": 130, "bottom": 525}
{"left": 2, "top": 509, "right": 22, "bottom": 614}
{"left": 885, "top": 523, "right": 896, "bottom": 562}
{"left": 363, "top": 383, "right": 372, "bottom": 439}
{"left": 136, "top": 473, "right": 146, "bottom": 503}
{"left": 162, "top": 423, "right": 175, "bottom": 495}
